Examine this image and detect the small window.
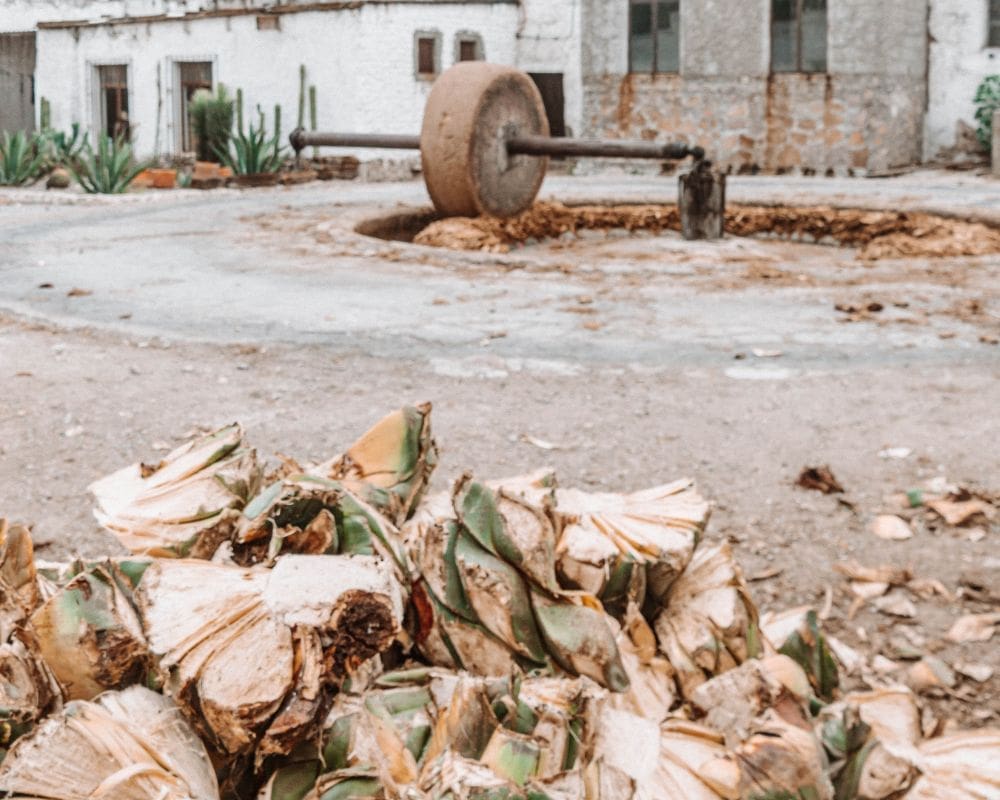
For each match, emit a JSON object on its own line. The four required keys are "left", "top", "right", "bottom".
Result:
{"left": 416, "top": 35, "right": 439, "bottom": 77}
{"left": 772, "top": 0, "right": 827, "bottom": 73}
{"left": 459, "top": 40, "right": 478, "bottom": 61}
{"left": 97, "top": 64, "right": 130, "bottom": 140}
{"left": 455, "top": 32, "right": 484, "bottom": 62}
{"left": 177, "top": 61, "right": 213, "bottom": 153}
{"left": 256, "top": 15, "right": 280, "bottom": 31}
{"left": 990, "top": 0, "right": 1000, "bottom": 47}
{"left": 629, "top": 1, "right": 680, "bottom": 74}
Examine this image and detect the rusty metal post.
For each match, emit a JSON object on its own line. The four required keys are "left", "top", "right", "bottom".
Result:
{"left": 679, "top": 160, "right": 726, "bottom": 241}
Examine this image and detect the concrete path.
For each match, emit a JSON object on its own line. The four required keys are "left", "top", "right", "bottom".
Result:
{"left": 1, "top": 171, "right": 998, "bottom": 375}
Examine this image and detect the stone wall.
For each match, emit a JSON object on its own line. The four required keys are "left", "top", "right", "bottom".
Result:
{"left": 576, "top": 0, "right": 928, "bottom": 173}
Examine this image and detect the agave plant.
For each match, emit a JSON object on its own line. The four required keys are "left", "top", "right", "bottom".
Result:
{"left": 89, "top": 423, "right": 262, "bottom": 558}
{"left": 311, "top": 403, "right": 439, "bottom": 526}
{"left": 69, "top": 134, "right": 151, "bottom": 194}
{"left": 0, "top": 131, "right": 45, "bottom": 186}
{"left": 405, "top": 475, "right": 629, "bottom": 693}
{"left": 217, "top": 115, "right": 284, "bottom": 175}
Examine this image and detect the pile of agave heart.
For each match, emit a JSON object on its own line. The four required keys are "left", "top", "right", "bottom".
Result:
{"left": 0, "top": 404, "right": 996, "bottom": 799}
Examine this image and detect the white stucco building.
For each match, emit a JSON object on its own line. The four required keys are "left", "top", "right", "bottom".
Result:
{"left": 3, "top": 0, "right": 1000, "bottom": 168}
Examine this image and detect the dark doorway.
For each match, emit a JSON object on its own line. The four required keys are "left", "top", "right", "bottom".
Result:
{"left": 0, "top": 33, "right": 36, "bottom": 133}
{"left": 528, "top": 72, "right": 565, "bottom": 138}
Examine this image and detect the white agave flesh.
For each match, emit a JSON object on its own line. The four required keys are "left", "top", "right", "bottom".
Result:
{"left": 0, "top": 686, "right": 218, "bottom": 800}
{"left": 135, "top": 555, "right": 402, "bottom": 754}
{"left": 906, "top": 729, "right": 1000, "bottom": 800}
{"left": 90, "top": 424, "right": 244, "bottom": 517}
{"left": 691, "top": 656, "right": 811, "bottom": 748}
{"left": 609, "top": 624, "right": 676, "bottom": 723}
{"left": 654, "top": 542, "right": 757, "bottom": 699}
{"left": 555, "top": 480, "right": 708, "bottom": 592}
{"left": 655, "top": 720, "right": 733, "bottom": 800}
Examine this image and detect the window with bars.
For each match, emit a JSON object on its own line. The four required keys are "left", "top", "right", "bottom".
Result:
{"left": 629, "top": 1, "right": 680, "bottom": 74}
{"left": 97, "top": 64, "right": 130, "bottom": 140}
{"left": 772, "top": 0, "right": 827, "bottom": 73}
{"left": 990, "top": 0, "right": 1000, "bottom": 47}
{"left": 177, "top": 61, "right": 213, "bottom": 153}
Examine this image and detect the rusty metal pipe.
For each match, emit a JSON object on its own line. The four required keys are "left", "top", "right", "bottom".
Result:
{"left": 289, "top": 127, "right": 703, "bottom": 161}
{"left": 507, "top": 135, "right": 704, "bottom": 162}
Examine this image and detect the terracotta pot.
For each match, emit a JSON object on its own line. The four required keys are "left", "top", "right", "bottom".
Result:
{"left": 148, "top": 168, "right": 177, "bottom": 189}
{"left": 193, "top": 161, "right": 222, "bottom": 181}
{"left": 132, "top": 169, "right": 155, "bottom": 188}
{"left": 279, "top": 169, "right": 317, "bottom": 185}
{"left": 231, "top": 172, "right": 279, "bottom": 188}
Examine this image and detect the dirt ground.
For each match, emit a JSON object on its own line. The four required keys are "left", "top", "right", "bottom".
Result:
{"left": 1, "top": 311, "right": 997, "bottom": 726}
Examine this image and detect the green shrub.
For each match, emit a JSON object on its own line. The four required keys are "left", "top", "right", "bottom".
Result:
{"left": 974, "top": 75, "right": 1000, "bottom": 151}
{"left": 217, "top": 106, "right": 285, "bottom": 175}
{"left": 189, "top": 85, "right": 234, "bottom": 163}
{"left": 0, "top": 131, "right": 46, "bottom": 186}
{"left": 38, "top": 123, "right": 89, "bottom": 170}
{"left": 69, "top": 135, "right": 150, "bottom": 194}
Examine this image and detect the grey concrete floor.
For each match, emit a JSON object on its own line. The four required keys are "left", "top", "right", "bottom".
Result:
{"left": 1, "top": 171, "right": 999, "bottom": 373}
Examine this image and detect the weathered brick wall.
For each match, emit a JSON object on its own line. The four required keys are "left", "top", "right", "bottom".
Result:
{"left": 579, "top": 0, "right": 928, "bottom": 173}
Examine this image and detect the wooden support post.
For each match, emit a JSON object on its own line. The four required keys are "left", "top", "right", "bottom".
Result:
{"left": 679, "top": 161, "right": 726, "bottom": 240}
{"left": 992, "top": 109, "right": 1000, "bottom": 179}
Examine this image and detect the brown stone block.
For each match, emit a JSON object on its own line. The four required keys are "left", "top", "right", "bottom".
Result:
{"left": 852, "top": 148, "right": 869, "bottom": 168}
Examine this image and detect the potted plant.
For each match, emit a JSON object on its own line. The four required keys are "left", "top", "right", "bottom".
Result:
{"left": 189, "top": 85, "right": 234, "bottom": 188}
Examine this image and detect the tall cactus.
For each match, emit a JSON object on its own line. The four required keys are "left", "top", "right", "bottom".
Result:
{"left": 297, "top": 64, "right": 307, "bottom": 129}
{"left": 236, "top": 88, "right": 244, "bottom": 136}
{"left": 309, "top": 85, "right": 318, "bottom": 160}
{"left": 273, "top": 104, "right": 283, "bottom": 164}
{"left": 40, "top": 97, "right": 51, "bottom": 131}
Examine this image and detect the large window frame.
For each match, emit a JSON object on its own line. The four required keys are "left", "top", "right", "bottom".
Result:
{"left": 771, "top": 0, "right": 828, "bottom": 74}
{"left": 93, "top": 62, "right": 131, "bottom": 141}
{"left": 628, "top": 1, "right": 681, "bottom": 75}
{"left": 990, "top": 0, "right": 1000, "bottom": 48}
{"left": 175, "top": 60, "right": 214, "bottom": 154}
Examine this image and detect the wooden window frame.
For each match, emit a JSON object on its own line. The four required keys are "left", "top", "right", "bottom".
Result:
{"left": 990, "top": 0, "right": 1000, "bottom": 48}
{"left": 175, "top": 60, "right": 214, "bottom": 154}
{"left": 94, "top": 62, "right": 131, "bottom": 141}
{"left": 628, "top": 0, "right": 681, "bottom": 75}
{"left": 455, "top": 31, "right": 485, "bottom": 63}
{"left": 771, "top": 0, "right": 828, "bottom": 74}
{"left": 414, "top": 31, "right": 442, "bottom": 80}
